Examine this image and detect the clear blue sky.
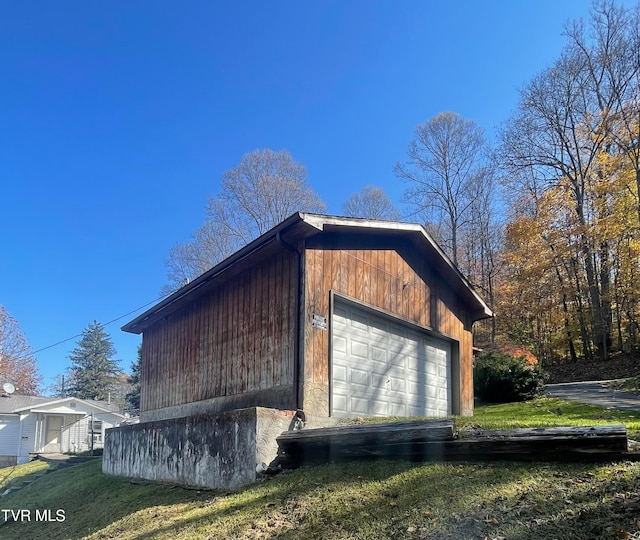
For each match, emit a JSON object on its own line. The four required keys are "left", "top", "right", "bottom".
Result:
{"left": 1, "top": 0, "right": 600, "bottom": 391}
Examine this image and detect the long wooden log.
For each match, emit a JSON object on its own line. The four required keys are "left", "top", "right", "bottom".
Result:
{"left": 277, "top": 424, "right": 629, "bottom": 468}
{"left": 277, "top": 419, "right": 455, "bottom": 451}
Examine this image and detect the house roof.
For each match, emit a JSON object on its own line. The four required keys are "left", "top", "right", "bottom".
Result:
{"left": 0, "top": 395, "right": 51, "bottom": 414}
{"left": 0, "top": 395, "right": 124, "bottom": 416}
{"left": 123, "top": 213, "right": 493, "bottom": 334}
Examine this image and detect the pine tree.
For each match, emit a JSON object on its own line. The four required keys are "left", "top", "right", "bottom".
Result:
{"left": 67, "top": 321, "right": 120, "bottom": 401}
{"left": 125, "top": 345, "right": 141, "bottom": 411}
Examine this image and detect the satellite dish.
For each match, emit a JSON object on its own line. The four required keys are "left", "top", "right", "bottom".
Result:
{"left": 3, "top": 383, "right": 15, "bottom": 395}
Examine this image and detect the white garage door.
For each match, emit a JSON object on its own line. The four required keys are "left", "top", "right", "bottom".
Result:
{"left": 331, "top": 300, "right": 451, "bottom": 418}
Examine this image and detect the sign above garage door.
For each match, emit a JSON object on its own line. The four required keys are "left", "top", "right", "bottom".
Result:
{"left": 331, "top": 297, "right": 452, "bottom": 418}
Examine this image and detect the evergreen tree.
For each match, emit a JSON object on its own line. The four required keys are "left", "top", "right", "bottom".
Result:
{"left": 67, "top": 321, "right": 120, "bottom": 400}
{"left": 125, "top": 345, "right": 141, "bottom": 412}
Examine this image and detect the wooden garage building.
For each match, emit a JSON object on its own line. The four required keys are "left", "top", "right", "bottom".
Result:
{"left": 123, "top": 213, "right": 492, "bottom": 422}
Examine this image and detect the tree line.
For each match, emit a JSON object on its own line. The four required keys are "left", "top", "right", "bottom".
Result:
{"left": 497, "top": 0, "right": 640, "bottom": 362}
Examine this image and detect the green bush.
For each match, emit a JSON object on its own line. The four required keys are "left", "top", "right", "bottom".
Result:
{"left": 474, "top": 352, "right": 548, "bottom": 403}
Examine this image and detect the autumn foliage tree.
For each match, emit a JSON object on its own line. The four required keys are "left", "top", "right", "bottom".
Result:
{"left": 0, "top": 305, "right": 41, "bottom": 394}
{"left": 497, "top": 0, "right": 640, "bottom": 362}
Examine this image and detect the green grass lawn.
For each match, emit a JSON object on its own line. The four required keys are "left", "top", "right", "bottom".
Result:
{"left": 1, "top": 398, "right": 639, "bottom": 540}
{"left": 464, "top": 397, "right": 640, "bottom": 439}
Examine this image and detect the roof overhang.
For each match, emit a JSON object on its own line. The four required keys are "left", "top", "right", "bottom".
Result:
{"left": 123, "top": 213, "right": 493, "bottom": 334}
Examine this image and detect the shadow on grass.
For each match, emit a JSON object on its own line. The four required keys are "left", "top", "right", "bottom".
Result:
{"left": 0, "top": 459, "right": 523, "bottom": 540}
{"left": 0, "top": 461, "right": 50, "bottom": 492}
{"left": 101, "top": 460, "right": 640, "bottom": 540}
{"left": 2, "top": 443, "right": 640, "bottom": 539}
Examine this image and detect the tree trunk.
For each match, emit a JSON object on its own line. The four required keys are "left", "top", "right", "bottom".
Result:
{"left": 571, "top": 257, "right": 593, "bottom": 362}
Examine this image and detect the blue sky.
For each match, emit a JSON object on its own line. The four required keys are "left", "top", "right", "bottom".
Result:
{"left": 1, "top": 1, "right": 600, "bottom": 391}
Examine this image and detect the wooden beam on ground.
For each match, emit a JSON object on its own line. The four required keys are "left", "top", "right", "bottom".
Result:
{"left": 276, "top": 423, "right": 629, "bottom": 469}
{"left": 277, "top": 419, "right": 454, "bottom": 452}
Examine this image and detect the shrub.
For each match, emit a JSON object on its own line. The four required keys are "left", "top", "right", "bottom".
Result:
{"left": 474, "top": 351, "right": 548, "bottom": 403}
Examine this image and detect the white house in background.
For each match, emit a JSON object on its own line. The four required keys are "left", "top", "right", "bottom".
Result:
{"left": 0, "top": 395, "right": 125, "bottom": 467}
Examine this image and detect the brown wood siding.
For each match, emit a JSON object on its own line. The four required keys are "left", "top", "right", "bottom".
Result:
{"left": 141, "top": 250, "right": 297, "bottom": 412}
{"left": 303, "top": 234, "right": 475, "bottom": 414}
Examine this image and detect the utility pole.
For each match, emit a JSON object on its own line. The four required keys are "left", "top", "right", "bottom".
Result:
{"left": 90, "top": 411, "right": 94, "bottom": 456}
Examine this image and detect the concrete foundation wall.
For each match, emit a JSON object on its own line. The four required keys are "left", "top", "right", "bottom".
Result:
{"left": 103, "top": 407, "right": 298, "bottom": 490}
{"left": 140, "top": 386, "right": 296, "bottom": 423}
{"left": 301, "top": 382, "right": 329, "bottom": 417}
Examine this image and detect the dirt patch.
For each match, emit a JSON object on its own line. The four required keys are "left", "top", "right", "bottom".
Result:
{"left": 544, "top": 352, "right": 640, "bottom": 383}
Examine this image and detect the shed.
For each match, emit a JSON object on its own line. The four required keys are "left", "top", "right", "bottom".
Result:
{"left": 123, "top": 213, "right": 492, "bottom": 422}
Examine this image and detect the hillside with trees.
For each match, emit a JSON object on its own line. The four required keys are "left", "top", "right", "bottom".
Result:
{"left": 495, "top": 0, "right": 640, "bottom": 365}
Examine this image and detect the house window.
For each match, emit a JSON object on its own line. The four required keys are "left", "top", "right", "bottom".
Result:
{"left": 88, "top": 420, "right": 103, "bottom": 443}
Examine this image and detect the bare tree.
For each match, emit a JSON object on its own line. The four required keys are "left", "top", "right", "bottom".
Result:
{"left": 165, "top": 149, "right": 326, "bottom": 291}
{"left": 459, "top": 166, "right": 503, "bottom": 343}
{"left": 0, "top": 305, "right": 41, "bottom": 394}
{"left": 394, "top": 112, "right": 487, "bottom": 266}
{"left": 566, "top": 0, "right": 640, "bottom": 222}
{"left": 46, "top": 373, "right": 70, "bottom": 398}
{"left": 342, "top": 185, "right": 400, "bottom": 220}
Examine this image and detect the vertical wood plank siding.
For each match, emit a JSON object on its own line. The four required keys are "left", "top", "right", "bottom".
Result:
{"left": 303, "top": 234, "right": 475, "bottom": 414}
{"left": 141, "top": 250, "right": 297, "bottom": 412}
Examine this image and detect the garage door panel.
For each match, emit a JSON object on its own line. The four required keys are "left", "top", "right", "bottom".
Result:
{"left": 350, "top": 313, "right": 370, "bottom": 332}
{"left": 350, "top": 340, "right": 369, "bottom": 360}
{"left": 424, "top": 384, "right": 439, "bottom": 399}
{"left": 333, "top": 394, "right": 348, "bottom": 415}
{"left": 350, "top": 397, "right": 369, "bottom": 415}
{"left": 371, "top": 400, "right": 388, "bottom": 416}
{"left": 333, "top": 364, "right": 347, "bottom": 382}
{"left": 387, "top": 333, "right": 406, "bottom": 350}
{"left": 389, "top": 402, "right": 407, "bottom": 416}
{"left": 371, "top": 322, "right": 391, "bottom": 337}
{"left": 370, "top": 345, "right": 387, "bottom": 363}
{"left": 333, "top": 336, "right": 347, "bottom": 354}
{"left": 370, "top": 360, "right": 391, "bottom": 374}
{"left": 350, "top": 368, "right": 370, "bottom": 386}
{"left": 332, "top": 299, "right": 451, "bottom": 418}
{"left": 389, "top": 376, "right": 406, "bottom": 393}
